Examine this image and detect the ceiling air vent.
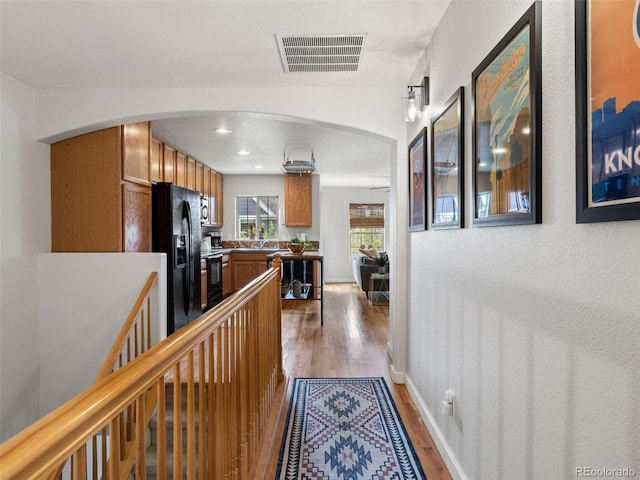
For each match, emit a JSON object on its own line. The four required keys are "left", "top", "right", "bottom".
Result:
{"left": 276, "top": 34, "right": 367, "bottom": 73}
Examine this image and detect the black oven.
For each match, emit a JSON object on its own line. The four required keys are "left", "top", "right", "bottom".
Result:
{"left": 206, "top": 253, "right": 223, "bottom": 309}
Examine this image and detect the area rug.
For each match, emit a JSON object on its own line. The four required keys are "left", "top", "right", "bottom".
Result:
{"left": 276, "top": 377, "right": 426, "bottom": 479}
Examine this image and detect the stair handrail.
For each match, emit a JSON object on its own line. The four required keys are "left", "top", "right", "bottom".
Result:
{"left": 95, "top": 271, "right": 158, "bottom": 380}
{"left": 0, "top": 258, "right": 283, "bottom": 479}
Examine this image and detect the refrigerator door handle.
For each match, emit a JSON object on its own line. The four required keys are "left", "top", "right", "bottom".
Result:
{"left": 186, "top": 201, "right": 194, "bottom": 316}
{"left": 182, "top": 200, "right": 194, "bottom": 317}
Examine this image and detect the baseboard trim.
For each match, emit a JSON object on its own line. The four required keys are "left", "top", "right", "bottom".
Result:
{"left": 404, "top": 375, "right": 468, "bottom": 480}
{"left": 388, "top": 363, "right": 405, "bottom": 384}
{"left": 324, "top": 278, "right": 358, "bottom": 284}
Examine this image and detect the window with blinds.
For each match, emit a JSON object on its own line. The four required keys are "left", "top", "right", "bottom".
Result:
{"left": 349, "top": 203, "right": 385, "bottom": 228}
{"left": 349, "top": 203, "right": 385, "bottom": 257}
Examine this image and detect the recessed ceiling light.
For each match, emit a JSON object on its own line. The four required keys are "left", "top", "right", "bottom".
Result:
{"left": 214, "top": 128, "right": 232, "bottom": 134}
{"left": 254, "top": 165, "right": 263, "bottom": 169}
{"left": 237, "top": 149, "right": 250, "bottom": 155}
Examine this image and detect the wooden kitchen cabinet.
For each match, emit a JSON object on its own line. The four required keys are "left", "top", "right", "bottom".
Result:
{"left": 201, "top": 259, "right": 207, "bottom": 311}
{"left": 207, "top": 169, "right": 224, "bottom": 227}
{"left": 202, "top": 165, "right": 211, "bottom": 197}
{"left": 51, "top": 122, "right": 152, "bottom": 252}
{"left": 163, "top": 144, "right": 176, "bottom": 183}
{"left": 175, "top": 151, "right": 187, "bottom": 188}
{"left": 214, "top": 170, "right": 224, "bottom": 226}
{"left": 232, "top": 253, "right": 267, "bottom": 291}
{"left": 122, "top": 182, "right": 151, "bottom": 252}
{"left": 150, "top": 136, "right": 163, "bottom": 183}
{"left": 195, "top": 161, "right": 204, "bottom": 193}
{"left": 122, "top": 122, "right": 151, "bottom": 186}
{"left": 222, "top": 254, "right": 232, "bottom": 298}
{"left": 186, "top": 156, "right": 197, "bottom": 191}
{"left": 284, "top": 173, "right": 312, "bottom": 226}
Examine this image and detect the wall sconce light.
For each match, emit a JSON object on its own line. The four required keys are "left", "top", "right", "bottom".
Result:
{"left": 404, "top": 76, "right": 429, "bottom": 122}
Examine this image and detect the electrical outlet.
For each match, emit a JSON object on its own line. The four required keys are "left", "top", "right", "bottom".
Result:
{"left": 441, "top": 389, "right": 454, "bottom": 416}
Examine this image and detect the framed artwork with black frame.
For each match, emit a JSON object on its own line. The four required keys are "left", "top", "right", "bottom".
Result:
{"left": 430, "top": 87, "right": 464, "bottom": 229}
{"left": 575, "top": 0, "right": 640, "bottom": 223}
{"left": 471, "top": 2, "right": 542, "bottom": 227}
{"left": 408, "top": 127, "right": 427, "bottom": 232}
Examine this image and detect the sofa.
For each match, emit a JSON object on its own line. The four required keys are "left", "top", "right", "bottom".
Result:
{"left": 352, "top": 252, "right": 389, "bottom": 299}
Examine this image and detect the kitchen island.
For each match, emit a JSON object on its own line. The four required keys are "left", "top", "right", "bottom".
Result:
{"left": 266, "top": 251, "right": 324, "bottom": 325}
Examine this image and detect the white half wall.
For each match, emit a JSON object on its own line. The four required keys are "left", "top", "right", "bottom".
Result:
{"left": 405, "top": 1, "right": 640, "bottom": 479}
{"left": 0, "top": 73, "right": 51, "bottom": 441}
{"left": 38, "top": 253, "right": 166, "bottom": 416}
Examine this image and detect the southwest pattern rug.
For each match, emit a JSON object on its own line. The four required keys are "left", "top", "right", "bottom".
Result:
{"left": 276, "top": 377, "right": 426, "bottom": 479}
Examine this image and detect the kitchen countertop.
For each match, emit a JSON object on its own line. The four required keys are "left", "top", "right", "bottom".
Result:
{"left": 201, "top": 248, "right": 320, "bottom": 258}
{"left": 201, "top": 247, "right": 289, "bottom": 258}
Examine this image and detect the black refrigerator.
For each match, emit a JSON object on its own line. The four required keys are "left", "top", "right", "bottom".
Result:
{"left": 152, "top": 183, "right": 201, "bottom": 335}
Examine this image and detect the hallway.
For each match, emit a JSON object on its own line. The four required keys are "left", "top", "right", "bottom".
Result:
{"left": 252, "top": 282, "right": 452, "bottom": 479}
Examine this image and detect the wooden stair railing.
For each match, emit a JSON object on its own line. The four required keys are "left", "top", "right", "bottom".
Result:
{"left": 42, "top": 271, "right": 159, "bottom": 480}
{"left": 0, "top": 256, "right": 284, "bottom": 480}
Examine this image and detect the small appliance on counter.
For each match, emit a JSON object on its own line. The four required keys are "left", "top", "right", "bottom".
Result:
{"left": 210, "top": 231, "right": 223, "bottom": 249}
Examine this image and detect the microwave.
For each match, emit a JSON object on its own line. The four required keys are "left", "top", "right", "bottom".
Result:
{"left": 200, "top": 195, "right": 209, "bottom": 224}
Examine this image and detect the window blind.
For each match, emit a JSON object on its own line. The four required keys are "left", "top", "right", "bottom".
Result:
{"left": 349, "top": 203, "right": 384, "bottom": 228}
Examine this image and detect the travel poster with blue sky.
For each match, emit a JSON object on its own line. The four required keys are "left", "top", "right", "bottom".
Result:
{"left": 589, "top": 0, "right": 640, "bottom": 206}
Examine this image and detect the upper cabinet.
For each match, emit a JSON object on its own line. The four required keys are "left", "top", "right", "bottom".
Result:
{"left": 51, "top": 122, "right": 152, "bottom": 252}
{"left": 152, "top": 135, "right": 224, "bottom": 227}
{"left": 121, "top": 122, "right": 151, "bottom": 185}
{"left": 284, "top": 173, "right": 312, "bottom": 226}
{"left": 211, "top": 169, "right": 224, "bottom": 227}
{"left": 186, "top": 156, "right": 197, "bottom": 191}
{"left": 163, "top": 144, "right": 176, "bottom": 183}
{"left": 195, "top": 161, "right": 204, "bottom": 193}
{"left": 150, "top": 136, "right": 163, "bottom": 183}
{"left": 50, "top": 123, "right": 227, "bottom": 253}
{"left": 175, "top": 151, "right": 187, "bottom": 188}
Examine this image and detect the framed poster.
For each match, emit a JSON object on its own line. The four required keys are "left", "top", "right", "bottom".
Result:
{"left": 575, "top": 0, "right": 640, "bottom": 223}
{"left": 430, "top": 87, "right": 464, "bottom": 229}
{"left": 472, "top": 3, "right": 542, "bottom": 227}
{"left": 408, "top": 127, "right": 427, "bottom": 232}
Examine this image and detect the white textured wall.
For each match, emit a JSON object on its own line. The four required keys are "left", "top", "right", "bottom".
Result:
{"left": 320, "top": 186, "right": 390, "bottom": 283}
{"left": 405, "top": 1, "right": 640, "bottom": 479}
{"left": 220, "top": 174, "right": 321, "bottom": 244}
{"left": 38, "top": 253, "right": 166, "bottom": 416}
{"left": 0, "top": 73, "right": 51, "bottom": 441}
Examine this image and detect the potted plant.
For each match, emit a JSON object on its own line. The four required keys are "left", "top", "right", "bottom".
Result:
{"left": 375, "top": 253, "right": 388, "bottom": 273}
{"left": 288, "top": 237, "right": 306, "bottom": 254}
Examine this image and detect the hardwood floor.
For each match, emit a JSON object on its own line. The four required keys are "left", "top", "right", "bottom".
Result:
{"left": 251, "top": 282, "right": 452, "bottom": 480}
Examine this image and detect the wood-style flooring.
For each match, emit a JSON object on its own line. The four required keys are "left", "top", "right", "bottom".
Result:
{"left": 251, "top": 282, "right": 452, "bottom": 480}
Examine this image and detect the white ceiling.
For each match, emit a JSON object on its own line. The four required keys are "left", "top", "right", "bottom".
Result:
{"left": 1, "top": 0, "right": 451, "bottom": 186}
